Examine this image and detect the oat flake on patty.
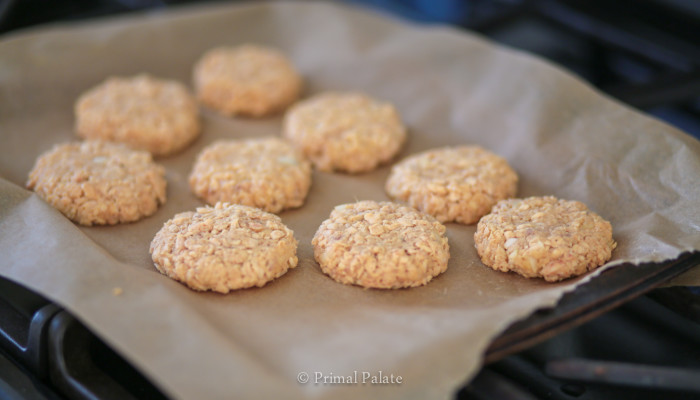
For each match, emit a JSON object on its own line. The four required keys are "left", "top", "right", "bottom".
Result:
{"left": 27, "top": 140, "right": 166, "bottom": 225}
{"left": 150, "top": 202, "right": 298, "bottom": 293}
{"left": 312, "top": 200, "right": 450, "bottom": 289}
{"left": 475, "top": 196, "right": 616, "bottom": 282}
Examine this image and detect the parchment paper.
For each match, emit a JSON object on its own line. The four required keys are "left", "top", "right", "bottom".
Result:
{"left": 1, "top": 2, "right": 700, "bottom": 399}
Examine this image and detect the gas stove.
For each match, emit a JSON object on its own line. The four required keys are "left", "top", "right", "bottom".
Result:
{"left": 1, "top": 1, "right": 699, "bottom": 399}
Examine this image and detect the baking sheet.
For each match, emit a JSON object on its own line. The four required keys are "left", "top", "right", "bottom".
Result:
{"left": 1, "top": 2, "right": 700, "bottom": 399}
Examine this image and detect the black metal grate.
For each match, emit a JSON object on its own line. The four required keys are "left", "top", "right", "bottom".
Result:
{"left": 461, "top": 294, "right": 700, "bottom": 399}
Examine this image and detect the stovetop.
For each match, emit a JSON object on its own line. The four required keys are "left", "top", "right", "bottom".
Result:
{"left": 2, "top": 277, "right": 699, "bottom": 399}
{"left": 1, "top": 1, "right": 699, "bottom": 399}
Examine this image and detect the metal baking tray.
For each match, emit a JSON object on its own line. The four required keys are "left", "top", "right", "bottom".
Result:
{"left": 485, "top": 251, "right": 700, "bottom": 362}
